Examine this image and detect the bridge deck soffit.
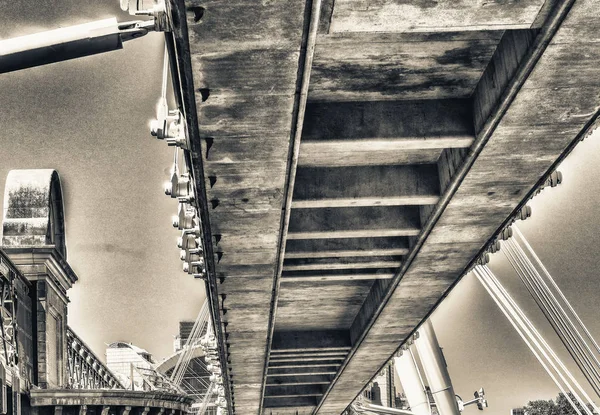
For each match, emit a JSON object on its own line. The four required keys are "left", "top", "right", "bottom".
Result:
{"left": 175, "top": 0, "right": 600, "bottom": 413}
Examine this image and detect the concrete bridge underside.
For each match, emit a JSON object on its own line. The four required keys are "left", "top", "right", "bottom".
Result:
{"left": 167, "top": 0, "right": 600, "bottom": 413}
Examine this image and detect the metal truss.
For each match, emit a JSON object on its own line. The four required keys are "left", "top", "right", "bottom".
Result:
{"left": 66, "top": 328, "right": 124, "bottom": 390}
{"left": 0, "top": 265, "right": 18, "bottom": 372}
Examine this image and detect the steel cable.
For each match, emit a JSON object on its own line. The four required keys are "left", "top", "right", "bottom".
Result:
{"left": 504, "top": 236, "right": 600, "bottom": 397}
{"left": 514, "top": 225, "right": 600, "bottom": 355}
{"left": 481, "top": 265, "right": 594, "bottom": 413}
{"left": 504, "top": 241, "right": 600, "bottom": 392}
{"left": 475, "top": 266, "right": 591, "bottom": 415}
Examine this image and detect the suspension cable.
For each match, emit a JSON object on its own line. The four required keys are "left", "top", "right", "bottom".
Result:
{"left": 514, "top": 225, "right": 600, "bottom": 355}
{"left": 504, "top": 241, "right": 600, "bottom": 391}
{"left": 504, "top": 234, "right": 600, "bottom": 397}
{"left": 481, "top": 265, "right": 595, "bottom": 413}
{"left": 476, "top": 267, "right": 574, "bottom": 395}
{"left": 474, "top": 266, "right": 593, "bottom": 415}
{"left": 171, "top": 300, "right": 209, "bottom": 384}
{"left": 161, "top": 43, "right": 169, "bottom": 100}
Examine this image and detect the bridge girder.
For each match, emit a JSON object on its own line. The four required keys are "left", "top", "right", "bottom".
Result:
{"left": 170, "top": 0, "right": 600, "bottom": 413}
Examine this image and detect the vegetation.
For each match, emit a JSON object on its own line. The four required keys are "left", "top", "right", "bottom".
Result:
{"left": 523, "top": 393, "right": 598, "bottom": 415}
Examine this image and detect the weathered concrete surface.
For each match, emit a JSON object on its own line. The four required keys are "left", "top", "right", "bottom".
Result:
{"left": 175, "top": 0, "right": 600, "bottom": 412}
{"left": 309, "top": 32, "right": 504, "bottom": 101}
{"left": 316, "top": 0, "right": 600, "bottom": 412}
{"left": 180, "top": 0, "right": 307, "bottom": 413}
{"left": 329, "top": 0, "right": 547, "bottom": 33}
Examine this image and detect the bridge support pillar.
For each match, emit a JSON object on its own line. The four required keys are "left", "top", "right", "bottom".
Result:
{"left": 6, "top": 250, "right": 77, "bottom": 389}
{"left": 1, "top": 170, "right": 78, "bottom": 389}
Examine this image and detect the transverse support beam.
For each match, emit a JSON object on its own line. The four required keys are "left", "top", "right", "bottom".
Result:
{"left": 287, "top": 206, "right": 421, "bottom": 240}
{"left": 266, "top": 375, "right": 333, "bottom": 386}
{"left": 264, "top": 385, "right": 325, "bottom": 398}
{"left": 272, "top": 330, "right": 351, "bottom": 351}
{"left": 268, "top": 362, "right": 343, "bottom": 369}
{"left": 285, "top": 237, "right": 410, "bottom": 259}
{"left": 281, "top": 271, "right": 395, "bottom": 282}
{"left": 329, "top": 0, "right": 548, "bottom": 33}
{"left": 263, "top": 396, "right": 317, "bottom": 409}
{"left": 270, "top": 351, "right": 349, "bottom": 359}
{"left": 299, "top": 99, "right": 474, "bottom": 166}
{"left": 270, "top": 356, "right": 346, "bottom": 363}
{"left": 267, "top": 367, "right": 339, "bottom": 376}
{"left": 283, "top": 256, "right": 402, "bottom": 271}
{"left": 292, "top": 165, "right": 440, "bottom": 208}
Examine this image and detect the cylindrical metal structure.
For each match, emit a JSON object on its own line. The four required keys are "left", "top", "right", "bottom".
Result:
{"left": 0, "top": 18, "right": 151, "bottom": 73}
{"left": 414, "top": 320, "right": 460, "bottom": 415}
{"left": 393, "top": 355, "right": 430, "bottom": 415}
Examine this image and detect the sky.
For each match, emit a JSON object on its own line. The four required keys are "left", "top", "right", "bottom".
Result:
{"left": 1, "top": 2, "right": 600, "bottom": 415}
{"left": 433, "top": 131, "right": 600, "bottom": 414}
{"left": 0, "top": 1, "right": 205, "bottom": 362}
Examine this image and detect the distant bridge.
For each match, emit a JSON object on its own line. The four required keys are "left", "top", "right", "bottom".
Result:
{"left": 0, "top": 169, "right": 193, "bottom": 415}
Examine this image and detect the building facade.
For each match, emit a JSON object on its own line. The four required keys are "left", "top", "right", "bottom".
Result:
{"left": 106, "top": 342, "right": 155, "bottom": 391}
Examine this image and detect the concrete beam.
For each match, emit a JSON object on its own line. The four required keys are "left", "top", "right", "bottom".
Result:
{"left": 268, "top": 363, "right": 343, "bottom": 369}
{"left": 299, "top": 100, "right": 473, "bottom": 166}
{"left": 281, "top": 272, "right": 395, "bottom": 282}
{"left": 269, "top": 351, "right": 348, "bottom": 359}
{"left": 309, "top": 32, "right": 504, "bottom": 101}
{"left": 287, "top": 206, "right": 421, "bottom": 240}
{"left": 285, "top": 237, "right": 410, "bottom": 259}
{"left": 272, "top": 330, "right": 351, "bottom": 351}
{"left": 302, "top": 100, "right": 473, "bottom": 141}
{"left": 271, "top": 347, "right": 350, "bottom": 354}
{"left": 292, "top": 165, "right": 440, "bottom": 208}
{"left": 283, "top": 257, "right": 402, "bottom": 271}
{"left": 329, "top": 0, "right": 546, "bottom": 32}
{"left": 316, "top": 1, "right": 599, "bottom": 411}
{"left": 176, "top": 0, "right": 309, "bottom": 411}
{"left": 267, "top": 367, "right": 339, "bottom": 376}
{"left": 270, "top": 356, "right": 346, "bottom": 363}
{"left": 266, "top": 375, "right": 333, "bottom": 386}
{"left": 264, "top": 385, "right": 325, "bottom": 398}
{"left": 263, "top": 396, "right": 317, "bottom": 408}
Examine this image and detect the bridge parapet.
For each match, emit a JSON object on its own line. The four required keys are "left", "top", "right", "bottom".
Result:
{"left": 67, "top": 328, "right": 123, "bottom": 390}
{"left": 29, "top": 389, "right": 192, "bottom": 415}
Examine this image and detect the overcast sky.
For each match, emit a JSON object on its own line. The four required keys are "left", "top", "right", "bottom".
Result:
{"left": 0, "top": 1, "right": 205, "bottom": 362}
{"left": 1, "top": 2, "right": 600, "bottom": 415}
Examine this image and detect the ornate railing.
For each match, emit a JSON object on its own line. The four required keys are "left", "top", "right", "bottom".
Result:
{"left": 66, "top": 327, "right": 124, "bottom": 389}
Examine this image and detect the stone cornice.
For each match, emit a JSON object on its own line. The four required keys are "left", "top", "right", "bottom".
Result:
{"left": 3, "top": 246, "right": 78, "bottom": 300}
